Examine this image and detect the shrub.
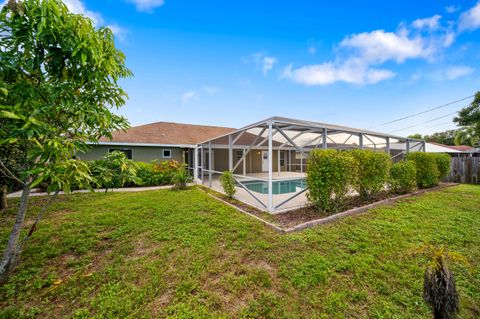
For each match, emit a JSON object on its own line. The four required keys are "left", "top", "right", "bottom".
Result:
{"left": 306, "top": 149, "right": 355, "bottom": 213}
{"left": 406, "top": 152, "right": 439, "bottom": 188}
{"left": 136, "top": 162, "right": 171, "bottom": 186}
{"left": 172, "top": 165, "right": 191, "bottom": 190}
{"left": 433, "top": 153, "right": 451, "bottom": 180}
{"left": 350, "top": 149, "right": 391, "bottom": 200}
{"left": 91, "top": 151, "right": 139, "bottom": 191}
{"left": 220, "top": 171, "right": 236, "bottom": 198}
{"left": 389, "top": 161, "right": 417, "bottom": 194}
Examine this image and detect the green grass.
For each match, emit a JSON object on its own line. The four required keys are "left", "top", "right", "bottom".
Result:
{"left": 1, "top": 185, "right": 479, "bottom": 318}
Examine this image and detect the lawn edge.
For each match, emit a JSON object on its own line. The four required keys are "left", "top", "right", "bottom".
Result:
{"left": 206, "top": 183, "right": 459, "bottom": 233}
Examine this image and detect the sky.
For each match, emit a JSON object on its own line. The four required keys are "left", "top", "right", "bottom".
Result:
{"left": 60, "top": 1, "right": 480, "bottom": 136}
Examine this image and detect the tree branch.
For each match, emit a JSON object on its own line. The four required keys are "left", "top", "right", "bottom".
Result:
{"left": 16, "top": 190, "right": 60, "bottom": 253}
{"left": 0, "top": 159, "right": 24, "bottom": 185}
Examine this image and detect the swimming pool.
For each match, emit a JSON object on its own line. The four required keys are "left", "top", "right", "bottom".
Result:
{"left": 241, "top": 179, "right": 307, "bottom": 195}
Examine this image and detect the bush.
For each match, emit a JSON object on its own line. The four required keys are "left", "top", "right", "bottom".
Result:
{"left": 220, "top": 171, "right": 236, "bottom": 198}
{"left": 406, "top": 152, "right": 440, "bottom": 188}
{"left": 306, "top": 149, "right": 355, "bottom": 213}
{"left": 389, "top": 160, "right": 417, "bottom": 194}
{"left": 350, "top": 149, "right": 391, "bottom": 200}
{"left": 434, "top": 153, "right": 451, "bottom": 180}
{"left": 172, "top": 165, "right": 191, "bottom": 190}
{"left": 91, "top": 151, "right": 139, "bottom": 191}
{"left": 136, "top": 162, "right": 171, "bottom": 186}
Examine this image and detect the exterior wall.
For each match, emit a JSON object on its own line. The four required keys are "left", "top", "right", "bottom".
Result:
{"left": 79, "top": 145, "right": 186, "bottom": 163}
{"left": 208, "top": 148, "right": 288, "bottom": 174}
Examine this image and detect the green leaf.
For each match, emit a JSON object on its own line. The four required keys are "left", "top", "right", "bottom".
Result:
{"left": 0, "top": 110, "right": 21, "bottom": 119}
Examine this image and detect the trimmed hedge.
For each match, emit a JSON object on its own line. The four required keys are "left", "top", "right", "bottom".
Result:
{"left": 136, "top": 160, "right": 182, "bottom": 186}
{"left": 389, "top": 160, "right": 417, "bottom": 194}
{"left": 434, "top": 153, "right": 451, "bottom": 180}
{"left": 306, "top": 149, "right": 356, "bottom": 212}
{"left": 406, "top": 152, "right": 440, "bottom": 188}
{"left": 350, "top": 149, "right": 391, "bottom": 200}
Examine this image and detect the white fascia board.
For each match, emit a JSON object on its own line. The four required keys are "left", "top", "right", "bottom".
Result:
{"left": 87, "top": 141, "right": 196, "bottom": 148}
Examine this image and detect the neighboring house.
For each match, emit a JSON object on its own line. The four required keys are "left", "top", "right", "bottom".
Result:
{"left": 426, "top": 142, "right": 476, "bottom": 157}
{"left": 79, "top": 122, "right": 235, "bottom": 168}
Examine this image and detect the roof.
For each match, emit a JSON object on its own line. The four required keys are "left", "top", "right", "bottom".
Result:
{"left": 429, "top": 142, "right": 474, "bottom": 152}
{"left": 98, "top": 122, "right": 236, "bottom": 146}
{"left": 425, "top": 142, "right": 462, "bottom": 153}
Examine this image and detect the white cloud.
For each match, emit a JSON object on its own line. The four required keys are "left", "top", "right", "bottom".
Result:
{"left": 203, "top": 86, "right": 220, "bottom": 95}
{"left": 445, "top": 5, "right": 460, "bottom": 13}
{"left": 412, "top": 15, "right": 442, "bottom": 31}
{"left": 63, "top": 0, "right": 104, "bottom": 25}
{"left": 458, "top": 1, "right": 480, "bottom": 31}
{"left": 126, "top": 0, "right": 165, "bottom": 12}
{"left": 262, "top": 56, "right": 277, "bottom": 74}
{"left": 339, "top": 28, "right": 436, "bottom": 64}
{"left": 179, "top": 91, "right": 198, "bottom": 104}
{"left": 252, "top": 52, "right": 277, "bottom": 74}
{"left": 107, "top": 24, "right": 129, "bottom": 42}
{"left": 282, "top": 60, "right": 396, "bottom": 86}
{"left": 443, "top": 65, "right": 474, "bottom": 80}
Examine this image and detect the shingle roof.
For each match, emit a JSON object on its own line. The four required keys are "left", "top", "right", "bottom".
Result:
{"left": 99, "top": 122, "right": 236, "bottom": 146}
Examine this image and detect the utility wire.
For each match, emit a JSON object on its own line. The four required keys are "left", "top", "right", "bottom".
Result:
{"left": 389, "top": 111, "right": 459, "bottom": 134}
{"left": 367, "top": 94, "right": 474, "bottom": 129}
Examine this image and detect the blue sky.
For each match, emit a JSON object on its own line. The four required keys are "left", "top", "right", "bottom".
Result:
{"left": 66, "top": 0, "right": 479, "bottom": 136}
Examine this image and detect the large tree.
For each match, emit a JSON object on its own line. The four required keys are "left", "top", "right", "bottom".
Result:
{"left": 0, "top": 0, "right": 131, "bottom": 280}
{"left": 454, "top": 91, "right": 480, "bottom": 146}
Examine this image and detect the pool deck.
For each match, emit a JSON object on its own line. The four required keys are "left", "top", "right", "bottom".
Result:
{"left": 205, "top": 172, "right": 308, "bottom": 213}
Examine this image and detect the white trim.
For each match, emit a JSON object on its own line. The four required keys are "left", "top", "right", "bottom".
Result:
{"left": 88, "top": 141, "right": 195, "bottom": 148}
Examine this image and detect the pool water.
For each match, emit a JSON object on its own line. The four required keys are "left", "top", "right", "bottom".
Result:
{"left": 241, "top": 179, "right": 307, "bottom": 195}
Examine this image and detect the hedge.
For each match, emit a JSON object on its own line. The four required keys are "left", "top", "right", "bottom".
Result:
{"left": 389, "top": 160, "right": 417, "bottom": 194}
{"left": 434, "top": 153, "right": 451, "bottom": 180}
{"left": 306, "top": 149, "right": 356, "bottom": 212}
{"left": 406, "top": 152, "right": 440, "bottom": 188}
{"left": 350, "top": 149, "right": 391, "bottom": 200}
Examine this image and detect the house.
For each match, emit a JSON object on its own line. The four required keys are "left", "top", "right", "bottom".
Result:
{"left": 79, "top": 122, "right": 235, "bottom": 168}
{"left": 82, "top": 116, "right": 426, "bottom": 213}
{"left": 426, "top": 142, "right": 475, "bottom": 157}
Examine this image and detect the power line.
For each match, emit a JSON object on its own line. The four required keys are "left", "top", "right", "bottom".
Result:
{"left": 367, "top": 94, "right": 474, "bottom": 129}
{"left": 389, "top": 111, "right": 459, "bottom": 134}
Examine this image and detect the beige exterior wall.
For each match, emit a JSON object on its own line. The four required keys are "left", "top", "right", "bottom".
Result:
{"left": 79, "top": 145, "right": 186, "bottom": 163}
{"left": 208, "top": 148, "right": 290, "bottom": 174}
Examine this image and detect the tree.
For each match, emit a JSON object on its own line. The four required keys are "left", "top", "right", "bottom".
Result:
{"left": 454, "top": 127, "right": 479, "bottom": 147}
{"left": 0, "top": 0, "right": 131, "bottom": 281}
{"left": 423, "top": 130, "right": 457, "bottom": 146}
{"left": 0, "top": 139, "right": 23, "bottom": 209}
{"left": 408, "top": 133, "right": 423, "bottom": 139}
{"left": 454, "top": 91, "right": 480, "bottom": 146}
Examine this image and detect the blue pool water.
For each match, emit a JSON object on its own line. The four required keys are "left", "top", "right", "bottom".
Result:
{"left": 241, "top": 179, "right": 307, "bottom": 195}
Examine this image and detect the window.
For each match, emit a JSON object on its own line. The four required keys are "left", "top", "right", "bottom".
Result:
{"left": 235, "top": 150, "right": 243, "bottom": 161}
{"left": 108, "top": 148, "right": 132, "bottom": 160}
{"left": 280, "top": 151, "right": 285, "bottom": 166}
{"left": 162, "top": 149, "right": 172, "bottom": 159}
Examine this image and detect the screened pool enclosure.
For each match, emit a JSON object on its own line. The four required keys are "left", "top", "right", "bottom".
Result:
{"left": 194, "top": 117, "right": 425, "bottom": 213}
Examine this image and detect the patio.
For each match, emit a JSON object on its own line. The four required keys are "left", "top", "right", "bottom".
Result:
{"left": 194, "top": 116, "right": 425, "bottom": 213}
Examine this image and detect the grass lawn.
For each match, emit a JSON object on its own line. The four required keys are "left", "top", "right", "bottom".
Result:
{"left": 1, "top": 185, "right": 479, "bottom": 318}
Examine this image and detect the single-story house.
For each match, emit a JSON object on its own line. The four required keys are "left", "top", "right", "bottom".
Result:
{"left": 425, "top": 142, "right": 476, "bottom": 157}
{"left": 82, "top": 116, "right": 426, "bottom": 212}
{"left": 79, "top": 121, "right": 235, "bottom": 169}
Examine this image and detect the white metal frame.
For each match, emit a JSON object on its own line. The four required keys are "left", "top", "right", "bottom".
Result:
{"left": 195, "top": 116, "right": 425, "bottom": 213}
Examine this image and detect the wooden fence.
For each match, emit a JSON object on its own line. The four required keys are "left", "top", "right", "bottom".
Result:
{"left": 446, "top": 157, "right": 480, "bottom": 184}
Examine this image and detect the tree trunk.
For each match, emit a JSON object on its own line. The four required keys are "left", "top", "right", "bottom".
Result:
{"left": 0, "top": 181, "right": 31, "bottom": 282}
{"left": 0, "top": 184, "right": 7, "bottom": 210}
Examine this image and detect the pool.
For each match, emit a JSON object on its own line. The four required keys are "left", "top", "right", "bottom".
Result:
{"left": 240, "top": 179, "right": 307, "bottom": 195}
